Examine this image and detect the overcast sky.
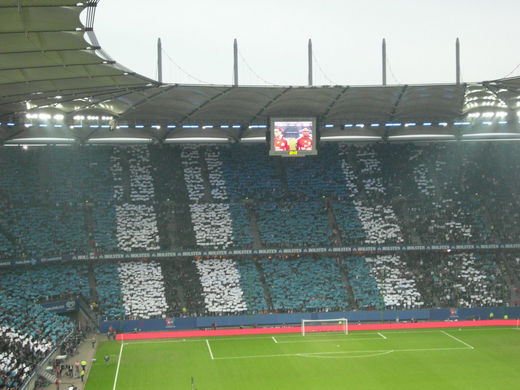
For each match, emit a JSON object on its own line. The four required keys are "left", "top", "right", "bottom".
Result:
{"left": 92, "top": 0, "right": 520, "bottom": 87}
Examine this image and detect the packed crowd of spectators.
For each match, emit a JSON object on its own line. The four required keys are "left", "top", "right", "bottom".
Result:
{"left": 93, "top": 262, "right": 124, "bottom": 320}
{"left": 0, "top": 263, "right": 88, "bottom": 388}
{"left": 285, "top": 153, "right": 347, "bottom": 199}
{"left": 181, "top": 146, "right": 205, "bottom": 202}
{"left": 343, "top": 256, "right": 382, "bottom": 310}
{"left": 0, "top": 251, "right": 513, "bottom": 326}
{"left": 0, "top": 289, "right": 75, "bottom": 390}
{"left": 234, "top": 258, "right": 269, "bottom": 313}
{"left": 160, "top": 258, "right": 206, "bottom": 317}
{"left": 218, "top": 144, "right": 283, "bottom": 200}
{"left": 0, "top": 143, "right": 519, "bottom": 323}
{"left": 195, "top": 258, "right": 248, "bottom": 313}
{"left": 0, "top": 325, "right": 49, "bottom": 390}
{"left": 112, "top": 147, "right": 160, "bottom": 252}
{"left": 331, "top": 202, "right": 365, "bottom": 244}
{"left": 117, "top": 261, "right": 168, "bottom": 319}
{"left": 0, "top": 264, "right": 90, "bottom": 303}
{"left": 254, "top": 201, "right": 330, "bottom": 247}
{"left": 189, "top": 203, "right": 234, "bottom": 248}
{"left": 261, "top": 256, "right": 351, "bottom": 312}
{"left": 364, "top": 255, "right": 424, "bottom": 309}
{"left": 148, "top": 146, "right": 196, "bottom": 250}
{"left": 115, "top": 204, "right": 159, "bottom": 251}
{"left": 3, "top": 143, "right": 520, "bottom": 259}
{"left": 404, "top": 252, "right": 508, "bottom": 308}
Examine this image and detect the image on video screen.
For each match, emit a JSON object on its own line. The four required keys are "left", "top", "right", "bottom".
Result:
{"left": 269, "top": 118, "right": 317, "bottom": 157}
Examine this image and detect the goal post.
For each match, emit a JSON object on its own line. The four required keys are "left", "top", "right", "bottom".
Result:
{"left": 301, "top": 318, "right": 348, "bottom": 336}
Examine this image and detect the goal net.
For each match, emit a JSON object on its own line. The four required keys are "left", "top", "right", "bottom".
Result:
{"left": 301, "top": 318, "right": 348, "bottom": 336}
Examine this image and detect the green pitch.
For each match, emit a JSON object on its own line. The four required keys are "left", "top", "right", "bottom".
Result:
{"left": 85, "top": 327, "right": 520, "bottom": 390}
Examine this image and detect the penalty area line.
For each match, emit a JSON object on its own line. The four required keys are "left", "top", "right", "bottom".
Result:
{"left": 275, "top": 337, "right": 383, "bottom": 344}
{"left": 206, "top": 339, "right": 215, "bottom": 360}
{"left": 272, "top": 336, "right": 278, "bottom": 344}
{"left": 213, "top": 346, "right": 471, "bottom": 360}
{"left": 112, "top": 342, "right": 124, "bottom": 390}
{"left": 440, "top": 330, "right": 474, "bottom": 349}
{"left": 378, "top": 332, "right": 387, "bottom": 340}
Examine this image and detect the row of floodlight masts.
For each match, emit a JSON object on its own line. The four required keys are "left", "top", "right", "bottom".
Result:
{"left": 155, "top": 38, "right": 462, "bottom": 87}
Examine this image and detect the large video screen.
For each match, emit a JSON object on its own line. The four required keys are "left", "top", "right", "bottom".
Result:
{"left": 269, "top": 117, "right": 317, "bottom": 157}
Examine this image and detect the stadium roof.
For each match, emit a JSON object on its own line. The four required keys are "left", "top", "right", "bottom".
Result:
{"left": 2, "top": 0, "right": 520, "bottom": 145}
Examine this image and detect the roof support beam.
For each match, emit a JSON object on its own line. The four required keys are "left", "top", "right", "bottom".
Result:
{"left": 0, "top": 47, "right": 101, "bottom": 55}
{"left": 16, "top": 68, "right": 30, "bottom": 83}
{"left": 0, "top": 3, "right": 83, "bottom": 9}
{"left": 0, "top": 73, "right": 140, "bottom": 90}
{"left": 0, "top": 60, "right": 114, "bottom": 72}
{"left": 321, "top": 86, "right": 350, "bottom": 119}
{"left": 1, "top": 28, "right": 93, "bottom": 35}
{"left": 179, "top": 87, "right": 235, "bottom": 123}
{"left": 68, "top": 89, "right": 147, "bottom": 114}
{"left": 389, "top": 85, "right": 407, "bottom": 121}
{"left": 0, "top": 85, "right": 151, "bottom": 107}
{"left": 17, "top": 0, "right": 28, "bottom": 36}
{"left": 126, "top": 85, "right": 178, "bottom": 113}
{"left": 247, "top": 87, "right": 292, "bottom": 124}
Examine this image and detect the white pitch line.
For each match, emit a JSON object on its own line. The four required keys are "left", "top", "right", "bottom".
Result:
{"left": 124, "top": 336, "right": 277, "bottom": 344}
{"left": 276, "top": 337, "right": 384, "bottom": 344}
{"left": 112, "top": 342, "right": 124, "bottom": 390}
{"left": 272, "top": 336, "right": 278, "bottom": 344}
{"left": 378, "top": 332, "right": 387, "bottom": 340}
{"left": 398, "top": 346, "right": 470, "bottom": 353}
{"left": 212, "top": 346, "right": 471, "bottom": 360}
{"left": 277, "top": 332, "right": 382, "bottom": 339}
{"left": 375, "top": 330, "right": 442, "bottom": 335}
{"left": 298, "top": 350, "right": 395, "bottom": 359}
{"left": 205, "top": 339, "right": 215, "bottom": 360}
{"left": 440, "top": 330, "right": 474, "bottom": 349}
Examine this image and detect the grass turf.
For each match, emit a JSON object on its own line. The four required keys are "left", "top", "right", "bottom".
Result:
{"left": 85, "top": 327, "right": 520, "bottom": 390}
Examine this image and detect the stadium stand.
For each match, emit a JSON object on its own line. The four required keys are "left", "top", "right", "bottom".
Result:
{"left": 0, "top": 290, "right": 75, "bottom": 390}
{"left": 342, "top": 255, "right": 382, "bottom": 310}
{"left": 260, "top": 256, "right": 351, "bottom": 312}
{"left": 190, "top": 203, "right": 234, "bottom": 249}
{"left": 0, "top": 264, "right": 90, "bottom": 303}
{"left": 219, "top": 144, "right": 283, "bottom": 200}
{"left": 331, "top": 201, "right": 365, "bottom": 244}
{"left": 181, "top": 146, "right": 205, "bottom": 202}
{"left": 195, "top": 258, "right": 248, "bottom": 314}
{"left": 94, "top": 262, "right": 125, "bottom": 321}
{"left": 254, "top": 200, "right": 331, "bottom": 247}
{"left": 1, "top": 142, "right": 519, "bottom": 322}
{"left": 3, "top": 143, "right": 520, "bottom": 258}
{"left": 160, "top": 259, "right": 206, "bottom": 317}
{"left": 404, "top": 252, "right": 507, "bottom": 308}
{"left": 118, "top": 261, "right": 168, "bottom": 320}
{"left": 284, "top": 148, "right": 347, "bottom": 199}
{"left": 115, "top": 204, "right": 159, "bottom": 251}
{"left": 1, "top": 206, "right": 87, "bottom": 258}
{"left": 234, "top": 258, "right": 269, "bottom": 313}
{"left": 149, "top": 146, "right": 196, "bottom": 250}
{"left": 364, "top": 255, "right": 424, "bottom": 309}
